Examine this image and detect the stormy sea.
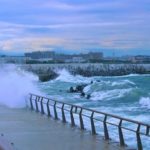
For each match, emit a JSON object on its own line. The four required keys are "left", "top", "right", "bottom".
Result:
{"left": 0, "top": 64, "right": 150, "bottom": 149}
{"left": 38, "top": 69, "right": 150, "bottom": 149}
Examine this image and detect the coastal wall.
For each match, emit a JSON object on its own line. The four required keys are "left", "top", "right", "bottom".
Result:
{"left": 20, "top": 63, "right": 150, "bottom": 81}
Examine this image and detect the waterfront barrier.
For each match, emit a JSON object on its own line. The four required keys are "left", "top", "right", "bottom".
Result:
{"left": 22, "top": 64, "right": 150, "bottom": 82}
{"left": 28, "top": 93, "right": 150, "bottom": 150}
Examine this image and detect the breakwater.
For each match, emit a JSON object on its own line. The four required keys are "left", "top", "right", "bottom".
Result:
{"left": 20, "top": 63, "right": 150, "bottom": 81}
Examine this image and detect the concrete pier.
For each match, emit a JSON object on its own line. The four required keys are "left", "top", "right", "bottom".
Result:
{"left": 0, "top": 106, "right": 124, "bottom": 150}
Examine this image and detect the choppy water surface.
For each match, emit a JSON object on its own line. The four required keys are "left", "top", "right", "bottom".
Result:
{"left": 38, "top": 69, "right": 150, "bottom": 149}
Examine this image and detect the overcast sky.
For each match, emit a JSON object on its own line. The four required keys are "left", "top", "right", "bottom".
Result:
{"left": 0, "top": 0, "right": 150, "bottom": 56}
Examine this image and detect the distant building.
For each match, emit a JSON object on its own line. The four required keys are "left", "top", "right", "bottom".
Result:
{"left": 72, "top": 57, "right": 85, "bottom": 63}
{"left": 24, "top": 51, "right": 103, "bottom": 63}
{"left": 103, "top": 55, "right": 150, "bottom": 63}
{"left": 25, "top": 51, "right": 55, "bottom": 60}
{"left": 0, "top": 56, "right": 26, "bottom": 64}
{"left": 54, "top": 54, "right": 71, "bottom": 62}
{"left": 134, "top": 55, "right": 150, "bottom": 63}
{"left": 121, "top": 55, "right": 150, "bottom": 63}
{"left": 85, "top": 52, "right": 103, "bottom": 61}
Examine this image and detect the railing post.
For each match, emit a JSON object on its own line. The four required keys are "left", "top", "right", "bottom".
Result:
{"left": 79, "top": 108, "right": 84, "bottom": 130}
{"left": 118, "top": 119, "right": 125, "bottom": 146}
{"left": 29, "top": 94, "right": 33, "bottom": 110}
{"left": 70, "top": 106, "right": 75, "bottom": 126}
{"left": 35, "top": 96, "right": 39, "bottom": 112}
{"left": 61, "top": 103, "right": 66, "bottom": 123}
{"left": 146, "top": 126, "right": 149, "bottom": 136}
{"left": 40, "top": 97, "right": 44, "bottom": 114}
{"left": 90, "top": 111, "right": 96, "bottom": 135}
{"left": 47, "top": 99, "right": 51, "bottom": 117}
{"left": 103, "top": 115, "right": 109, "bottom": 140}
{"left": 75, "top": 106, "right": 78, "bottom": 113}
{"left": 53, "top": 101, "right": 58, "bottom": 120}
{"left": 136, "top": 124, "right": 143, "bottom": 150}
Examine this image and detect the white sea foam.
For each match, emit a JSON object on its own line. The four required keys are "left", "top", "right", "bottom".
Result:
{"left": 0, "top": 64, "right": 40, "bottom": 108}
{"left": 139, "top": 97, "right": 150, "bottom": 109}
{"left": 55, "top": 69, "right": 90, "bottom": 83}
{"left": 104, "top": 73, "right": 150, "bottom": 79}
{"left": 111, "top": 80, "right": 135, "bottom": 86}
{"left": 129, "top": 114, "right": 150, "bottom": 123}
{"left": 91, "top": 88, "right": 132, "bottom": 101}
{"left": 83, "top": 79, "right": 135, "bottom": 94}
{"left": 98, "top": 79, "right": 135, "bottom": 86}
{"left": 83, "top": 85, "right": 91, "bottom": 93}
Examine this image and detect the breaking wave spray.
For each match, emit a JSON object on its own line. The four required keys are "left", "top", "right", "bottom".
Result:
{"left": 0, "top": 64, "right": 40, "bottom": 108}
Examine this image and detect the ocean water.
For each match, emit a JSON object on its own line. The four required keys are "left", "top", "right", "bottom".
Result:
{"left": 38, "top": 69, "right": 150, "bottom": 149}
{"left": 0, "top": 65, "right": 150, "bottom": 149}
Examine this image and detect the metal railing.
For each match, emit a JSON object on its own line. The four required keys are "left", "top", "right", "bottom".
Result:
{"left": 28, "top": 93, "right": 150, "bottom": 150}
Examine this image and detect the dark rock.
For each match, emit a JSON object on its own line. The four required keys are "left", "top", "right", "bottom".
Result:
{"left": 96, "top": 80, "right": 101, "bottom": 82}
{"left": 81, "top": 92, "right": 85, "bottom": 97}
{"left": 38, "top": 72, "right": 58, "bottom": 82}
{"left": 86, "top": 94, "right": 91, "bottom": 99}
{"left": 69, "top": 87, "right": 75, "bottom": 93}
{"left": 75, "top": 84, "right": 87, "bottom": 93}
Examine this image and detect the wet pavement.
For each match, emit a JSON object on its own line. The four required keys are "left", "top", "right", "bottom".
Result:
{"left": 0, "top": 106, "right": 125, "bottom": 150}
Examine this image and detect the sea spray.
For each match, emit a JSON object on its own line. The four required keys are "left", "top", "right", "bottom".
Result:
{"left": 0, "top": 64, "right": 40, "bottom": 108}
{"left": 55, "top": 68, "right": 90, "bottom": 83}
{"left": 139, "top": 97, "right": 150, "bottom": 109}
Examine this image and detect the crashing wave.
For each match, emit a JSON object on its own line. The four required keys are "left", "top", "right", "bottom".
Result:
{"left": 55, "top": 69, "right": 90, "bottom": 83}
{"left": 0, "top": 64, "right": 40, "bottom": 108}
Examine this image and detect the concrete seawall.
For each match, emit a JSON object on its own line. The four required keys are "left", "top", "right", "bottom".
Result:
{"left": 20, "top": 63, "right": 150, "bottom": 81}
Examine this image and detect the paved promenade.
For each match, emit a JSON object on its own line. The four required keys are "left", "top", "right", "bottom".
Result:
{"left": 0, "top": 106, "right": 125, "bottom": 150}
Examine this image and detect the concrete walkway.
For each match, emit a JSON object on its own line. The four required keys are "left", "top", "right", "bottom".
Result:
{"left": 0, "top": 106, "right": 125, "bottom": 150}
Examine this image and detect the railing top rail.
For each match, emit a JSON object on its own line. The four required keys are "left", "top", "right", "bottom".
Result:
{"left": 29, "top": 93, "right": 150, "bottom": 127}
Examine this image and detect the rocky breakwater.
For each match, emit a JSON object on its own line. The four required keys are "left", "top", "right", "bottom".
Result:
{"left": 21, "top": 65, "right": 58, "bottom": 82}
{"left": 21, "top": 63, "right": 150, "bottom": 82}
